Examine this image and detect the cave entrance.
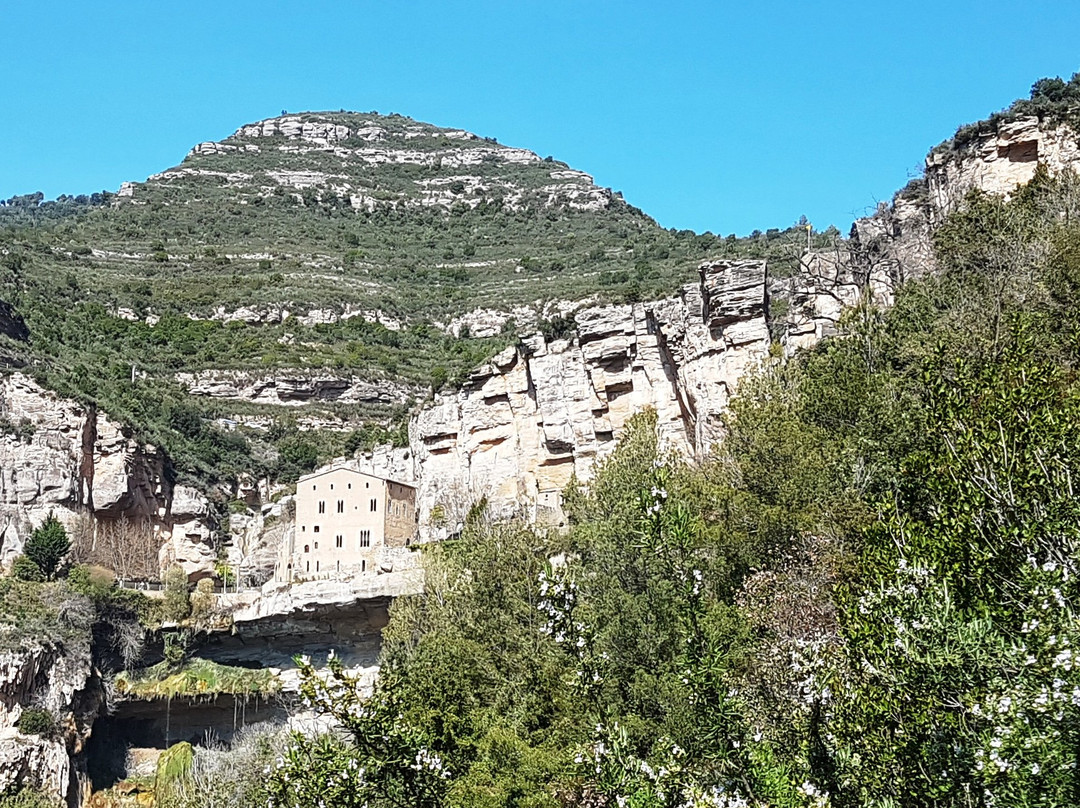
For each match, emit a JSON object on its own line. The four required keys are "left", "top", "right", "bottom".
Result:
{"left": 85, "top": 694, "right": 289, "bottom": 791}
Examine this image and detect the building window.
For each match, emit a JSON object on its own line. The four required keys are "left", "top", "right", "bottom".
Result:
{"left": 330, "top": 484, "right": 334, "bottom": 490}
{"left": 301, "top": 525, "right": 305, "bottom": 532}
{"left": 335, "top": 535, "right": 343, "bottom": 548}
{"left": 306, "top": 561, "right": 310, "bottom": 572}
{"left": 360, "top": 530, "right": 371, "bottom": 547}
{"left": 366, "top": 482, "right": 370, "bottom": 488}
{"left": 316, "top": 560, "right": 320, "bottom": 572}
{"left": 362, "top": 560, "right": 366, "bottom": 572}
{"left": 318, "top": 501, "right": 326, "bottom": 514}
{"left": 337, "top": 560, "right": 340, "bottom": 571}
{"left": 314, "top": 525, "right": 320, "bottom": 533}
{"left": 370, "top": 498, "right": 377, "bottom": 512}
{"left": 314, "top": 542, "right": 319, "bottom": 549}
{"left": 313, "top": 485, "right": 316, "bottom": 490}
{"left": 304, "top": 544, "right": 310, "bottom": 553}
{"left": 337, "top": 500, "right": 344, "bottom": 514}
{"left": 348, "top": 483, "right": 352, "bottom": 489}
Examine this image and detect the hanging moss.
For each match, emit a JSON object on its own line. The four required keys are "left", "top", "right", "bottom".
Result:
{"left": 115, "top": 658, "right": 280, "bottom": 700}
{"left": 155, "top": 741, "right": 193, "bottom": 802}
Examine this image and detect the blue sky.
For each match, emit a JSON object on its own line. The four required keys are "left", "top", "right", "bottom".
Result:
{"left": 2, "top": 1, "right": 1078, "bottom": 235}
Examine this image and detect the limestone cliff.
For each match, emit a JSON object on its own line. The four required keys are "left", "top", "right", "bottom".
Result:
{"left": 410, "top": 255, "right": 889, "bottom": 533}
{"left": 0, "top": 641, "right": 96, "bottom": 804}
{"left": 0, "top": 373, "right": 217, "bottom": 578}
{"left": 851, "top": 117, "right": 1080, "bottom": 282}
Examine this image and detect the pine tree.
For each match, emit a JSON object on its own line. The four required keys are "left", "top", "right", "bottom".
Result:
{"left": 24, "top": 512, "right": 70, "bottom": 579}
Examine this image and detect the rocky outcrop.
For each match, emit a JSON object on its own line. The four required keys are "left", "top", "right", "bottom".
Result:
{"left": 411, "top": 260, "right": 774, "bottom": 532}
{"left": 235, "top": 563, "right": 423, "bottom": 630}
{"left": 177, "top": 370, "right": 417, "bottom": 408}
{"left": 0, "top": 373, "right": 217, "bottom": 578}
{"left": 851, "top": 117, "right": 1080, "bottom": 281}
{"left": 0, "top": 641, "right": 95, "bottom": 804}
{"left": 409, "top": 253, "right": 908, "bottom": 534}
{"left": 775, "top": 247, "right": 897, "bottom": 354}
{"left": 925, "top": 116, "right": 1080, "bottom": 217}
{"left": 0, "top": 731, "right": 73, "bottom": 802}
{"left": 140, "top": 114, "right": 616, "bottom": 214}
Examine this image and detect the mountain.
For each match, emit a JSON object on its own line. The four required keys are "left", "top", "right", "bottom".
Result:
{"left": 0, "top": 112, "right": 819, "bottom": 492}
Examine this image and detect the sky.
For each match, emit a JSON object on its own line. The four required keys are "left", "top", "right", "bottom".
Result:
{"left": 2, "top": 1, "right": 1079, "bottom": 236}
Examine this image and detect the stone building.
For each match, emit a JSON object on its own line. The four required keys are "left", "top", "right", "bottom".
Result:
{"left": 276, "top": 466, "right": 417, "bottom": 583}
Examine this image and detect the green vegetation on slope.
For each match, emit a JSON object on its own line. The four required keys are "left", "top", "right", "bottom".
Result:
{"left": 0, "top": 111, "right": 825, "bottom": 491}
{"left": 939, "top": 71, "right": 1080, "bottom": 153}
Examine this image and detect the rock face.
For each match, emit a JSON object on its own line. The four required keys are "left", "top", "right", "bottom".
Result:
{"left": 0, "top": 373, "right": 217, "bottom": 578}
{"left": 0, "top": 641, "right": 95, "bottom": 804}
{"left": 409, "top": 252, "right": 910, "bottom": 534}
{"left": 0, "top": 731, "right": 73, "bottom": 802}
{"left": 411, "top": 260, "right": 773, "bottom": 532}
{"left": 925, "top": 117, "right": 1080, "bottom": 217}
{"left": 851, "top": 117, "right": 1080, "bottom": 281}
{"left": 177, "top": 370, "right": 418, "bottom": 408}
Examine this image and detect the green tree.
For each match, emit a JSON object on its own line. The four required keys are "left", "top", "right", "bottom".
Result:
{"left": 829, "top": 321, "right": 1080, "bottom": 807}
{"left": 23, "top": 513, "right": 70, "bottom": 580}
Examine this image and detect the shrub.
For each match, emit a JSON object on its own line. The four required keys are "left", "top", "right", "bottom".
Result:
{"left": 0, "top": 788, "right": 60, "bottom": 808}
{"left": 66, "top": 564, "right": 116, "bottom": 600}
{"left": 190, "top": 578, "right": 216, "bottom": 623}
{"left": 161, "top": 565, "right": 191, "bottom": 623}
{"left": 16, "top": 707, "right": 55, "bottom": 737}
{"left": 23, "top": 514, "right": 70, "bottom": 580}
{"left": 11, "top": 555, "right": 44, "bottom": 582}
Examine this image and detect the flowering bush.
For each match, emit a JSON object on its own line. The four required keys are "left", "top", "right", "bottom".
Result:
{"left": 267, "top": 653, "right": 449, "bottom": 808}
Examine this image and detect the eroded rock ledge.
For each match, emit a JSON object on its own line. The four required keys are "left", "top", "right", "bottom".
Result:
{"left": 0, "top": 374, "right": 216, "bottom": 578}
{"left": 410, "top": 254, "right": 889, "bottom": 533}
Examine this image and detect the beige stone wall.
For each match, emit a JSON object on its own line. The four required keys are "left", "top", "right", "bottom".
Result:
{"left": 384, "top": 480, "right": 417, "bottom": 547}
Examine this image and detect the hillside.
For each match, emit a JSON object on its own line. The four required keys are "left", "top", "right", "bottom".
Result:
{"left": 0, "top": 111, "right": 822, "bottom": 487}
{"left": 6, "top": 74, "right": 1080, "bottom": 808}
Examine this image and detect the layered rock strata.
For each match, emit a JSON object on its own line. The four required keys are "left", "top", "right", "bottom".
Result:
{"left": 412, "top": 260, "right": 772, "bottom": 532}
{"left": 851, "top": 117, "right": 1080, "bottom": 281}
{"left": 177, "top": 370, "right": 417, "bottom": 408}
{"left": 0, "top": 374, "right": 216, "bottom": 578}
